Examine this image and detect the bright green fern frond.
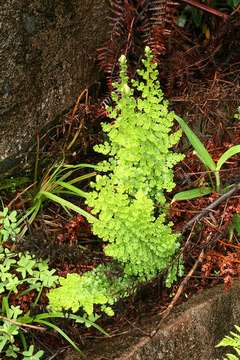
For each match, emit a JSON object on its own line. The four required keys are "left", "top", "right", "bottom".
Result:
{"left": 48, "top": 265, "right": 136, "bottom": 317}
{"left": 86, "top": 46, "right": 183, "bottom": 280}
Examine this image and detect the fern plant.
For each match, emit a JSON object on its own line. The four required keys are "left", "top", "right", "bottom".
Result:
{"left": 87, "top": 47, "right": 184, "bottom": 280}
{"left": 48, "top": 47, "right": 184, "bottom": 317}
{"left": 216, "top": 325, "right": 240, "bottom": 360}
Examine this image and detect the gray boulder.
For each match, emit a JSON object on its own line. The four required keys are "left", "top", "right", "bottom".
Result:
{"left": 65, "top": 282, "right": 240, "bottom": 360}
{"left": 0, "top": 0, "right": 109, "bottom": 175}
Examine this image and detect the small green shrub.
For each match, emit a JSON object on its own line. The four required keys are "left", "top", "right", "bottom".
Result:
{"left": 0, "top": 243, "right": 59, "bottom": 358}
{"left": 0, "top": 221, "right": 94, "bottom": 357}
{"left": 0, "top": 246, "right": 59, "bottom": 295}
{"left": 0, "top": 302, "right": 44, "bottom": 359}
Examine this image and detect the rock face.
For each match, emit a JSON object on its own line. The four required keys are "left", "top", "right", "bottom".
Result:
{"left": 0, "top": 0, "right": 109, "bottom": 174}
{"left": 65, "top": 282, "right": 240, "bottom": 360}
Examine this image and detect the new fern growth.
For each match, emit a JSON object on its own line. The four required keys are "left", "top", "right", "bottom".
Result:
{"left": 94, "top": 48, "right": 183, "bottom": 203}
{"left": 48, "top": 47, "right": 184, "bottom": 318}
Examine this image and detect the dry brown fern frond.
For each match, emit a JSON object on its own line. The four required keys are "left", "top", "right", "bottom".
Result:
{"left": 97, "top": 0, "right": 137, "bottom": 90}
{"left": 142, "top": 0, "right": 179, "bottom": 62}
{"left": 98, "top": 0, "right": 179, "bottom": 90}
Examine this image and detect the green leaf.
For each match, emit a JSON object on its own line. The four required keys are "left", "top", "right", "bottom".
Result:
{"left": 172, "top": 187, "right": 212, "bottom": 202}
{"left": 5, "top": 344, "right": 20, "bottom": 358}
{"left": 175, "top": 115, "right": 216, "bottom": 171}
{"left": 32, "top": 312, "right": 65, "bottom": 321}
{"left": 55, "top": 180, "right": 88, "bottom": 198}
{"left": 35, "top": 319, "right": 82, "bottom": 354}
{"left": 69, "top": 314, "right": 109, "bottom": 336}
{"left": 16, "top": 254, "right": 36, "bottom": 279}
{"left": 216, "top": 145, "right": 240, "bottom": 172}
{"left": 2, "top": 297, "right": 10, "bottom": 316}
{"left": 177, "top": 13, "right": 187, "bottom": 28}
{"left": 22, "top": 345, "right": 44, "bottom": 360}
{"left": 232, "top": 214, "right": 240, "bottom": 236}
{"left": 40, "top": 191, "right": 96, "bottom": 223}
{"left": 68, "top": 172, "right": 96, "bottom": 185}
{"left": 5, "top": 276, "right": 19, "bottom": 293}
{"left": 8, "top": 306, "right": 23, "bottom": 320}
{"left": 216, "top": 325, "right": 240, "bottom": 360}
{"left": 228, "top": 0, "right": 240, "bottom": 7}
{"left": 63, "top": 163, "right": 97, "bottom": 170}
{"left": 9, "top": 211, "right": 17, "bottom": 222}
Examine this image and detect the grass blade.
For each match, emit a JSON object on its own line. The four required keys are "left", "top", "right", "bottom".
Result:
{"left": 68, "top": 172, "right": 96, "bottom": 185}
{"left": 172, "top": 187, "right": 212, "bottom": 202}
{"left": 216, "top": 145, "right": 240, "bottom": 172}
{"left": 55, "top": 180, "right": 88, "bottom": 198}
{"left": 63, "top": 163, "right": 97, "bottom": 170}
{"left": 35, "top": 312, "right": 109, "bottom": 337}
{"left": 232, "top": 214, "right": 240, "bottom": 236}
{"left": 69, "top": 314, "right": 109, "bottom": 336}
{"left": 175, "top": 115, "right": 216, "bottom": 171}
{"left": 34, "top": 312, "right": 68, "bottom": 320}
{"left": 40, "top": 191, "right": 96, "bottom": 222}
{"left": 35, "top": 319, "right": 83, "bottom": 354}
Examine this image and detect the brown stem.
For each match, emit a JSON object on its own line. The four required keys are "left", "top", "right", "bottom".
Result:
{"left": 182, "top": 184, "right": 240, "bottom": 234}
{"left": 161, "top": 249, "right": 204, "bottom": 320}
{"left": 0, "top": 316, "right": 46, "bottom": 331}
{"left": 150, "top": 249, "right": 205, "bottom": 338}
{"left": 181, "top": 0, "right": 229, "bottom": 21}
